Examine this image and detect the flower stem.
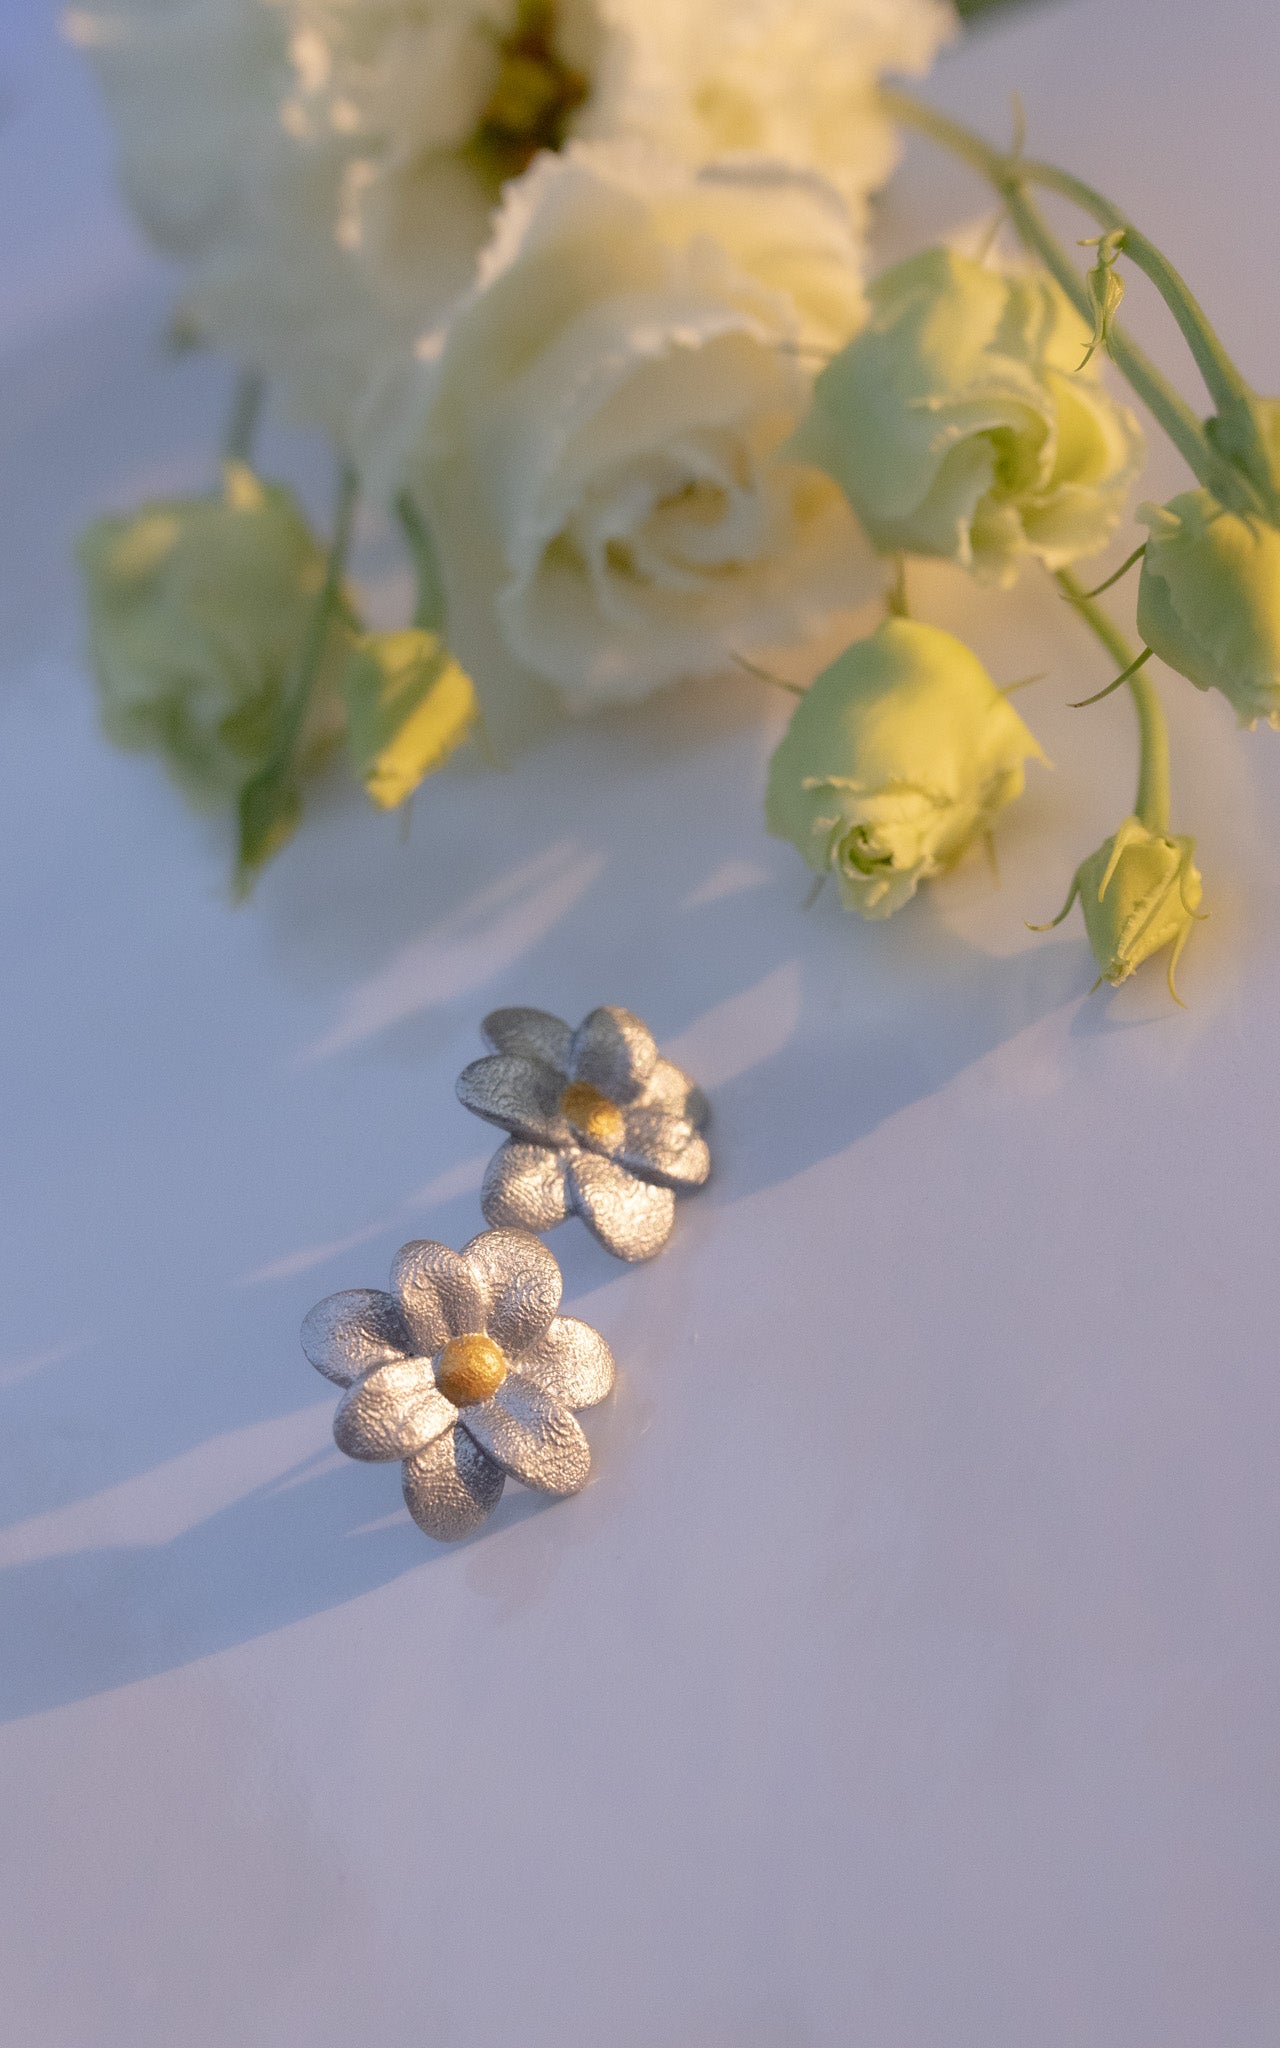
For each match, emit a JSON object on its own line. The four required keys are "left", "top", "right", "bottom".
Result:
{"left": 235, "top": 463, "right": 358, "bottom": 889}
{"left": 1024, "top": 159, "right": 1252, "bottom": 418}
{"left": 279, "top": 464, "right": 358, "bottom": 757}
{"left": 396, "top": 491, "right": 446, "bottom": 631}
{"left": 1056, "top": 567, "right": 1170, "bottom": 834}
{"left": 222, "top": 369, "right": 265, "bottom": 468}
{"left": 878, "top": 89, "right": 1263, "bottom": 513}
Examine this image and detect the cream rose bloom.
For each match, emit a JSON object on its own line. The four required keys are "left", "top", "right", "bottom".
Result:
{"left": 365, "top": 145, "right": 873, "bottom": 745}
{"left": 68, "top": 0, "right": 952, "bottom": 438}
{"left": 66, "top": 0, "right": 455, "bottom": 437}
{"left": 282, "top": 0, "right": 956, "bottom": 242}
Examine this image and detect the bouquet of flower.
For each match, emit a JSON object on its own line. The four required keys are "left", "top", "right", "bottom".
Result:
{"left": 67, "top": 0, "right": 1280, "bottom": 1000}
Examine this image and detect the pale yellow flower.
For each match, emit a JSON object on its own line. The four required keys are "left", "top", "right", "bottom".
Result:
{"left": 792, "top": 247, "right": 1145, "bottom": 587}
{"left": 1037, "top": 816, "right": 1203, "bottom": 1000}
{"left": 77, "top": 462, "right": 347, "bottom": 806}
{"left": 766, "top": 616, "right": 1043, "bottom": 917}
{"left": 1137, "top": 491, "right": 1280, "bottom": 728}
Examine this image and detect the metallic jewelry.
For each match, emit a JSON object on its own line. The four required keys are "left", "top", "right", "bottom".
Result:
{"left": 302, "top": 1227, "right": 615, "bottom": 1542}
{"left": 455, "top": 1005, "right": 711, "bottom": 1261}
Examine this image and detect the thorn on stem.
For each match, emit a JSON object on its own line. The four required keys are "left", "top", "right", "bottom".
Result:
{"left": 731, "top": 652, "right": 805, "bottom": 697}
{"left": 1070, "top": 646, "right": 1153, "bottom": 708}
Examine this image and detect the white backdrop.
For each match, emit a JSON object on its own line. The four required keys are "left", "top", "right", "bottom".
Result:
{"left": 2, "top": 2, "right": 1279, "bottom": 2042}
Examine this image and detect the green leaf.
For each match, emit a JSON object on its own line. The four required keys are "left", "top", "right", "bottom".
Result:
{"left": 342, "top": 628, "right": 478, "bottom": 811}
{"left": 235, "top": 762, "right": 302, "bottom": 895}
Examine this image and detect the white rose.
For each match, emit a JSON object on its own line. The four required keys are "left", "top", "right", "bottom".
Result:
{"left": 366, "top": 144, "right": 874, "bottom": 747}
{"left": 66, "top": 0, "right": 478, "bottom": 437}
{"left": 68, "top": 0, "right": 953, "bottom": 438}
{"left": 283, "top": 0, "right": 957, "bottom": 241}
{"left": 598, "top": 0, "right": 955, "bottom": 213}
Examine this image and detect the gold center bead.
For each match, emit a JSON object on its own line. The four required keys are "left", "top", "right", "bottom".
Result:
{"left": 436, "top": 1333, "right": 507, "bottom": 1408}
{"left": 559, "top": 1079, "right": 626, "bottom": 1151}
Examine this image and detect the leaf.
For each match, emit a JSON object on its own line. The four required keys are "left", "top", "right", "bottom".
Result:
{"left": 342, "top": 629, "right": 478, "bottom": 811}
{"left": 1079, "top": 230, "right": 1126, "bottom": 369}
{"left": 235, "top": 762, "right": 302, "bottom": 895}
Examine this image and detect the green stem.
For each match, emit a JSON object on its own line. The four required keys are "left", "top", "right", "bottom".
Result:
{"left": 1056, "top": 567, "right": 1170, "bottom": 834}
{"left": 222, "top": 369, "right": 265, "bottom": 468}
{"left": 878, "top": 89, "right": 1261, "bottom": 511}
{"left": 234, "top": 464, "right": 358, "bottom": 888}
{"left": 396, "top": 491, "right": 446, "bottom": 631}
{"left": 1023, "top": 159, "right": 1252, "bottom": 417}
{"left": 276, "top": 465, "right": 358, "bottom": 763}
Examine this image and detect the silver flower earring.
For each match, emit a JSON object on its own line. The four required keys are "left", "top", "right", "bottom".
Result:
{"left": 302, "top": 1227, "right": 615, "bottom": 1542}
{"left": 455, "top": 1005, "right": 710, "bottom": 1261}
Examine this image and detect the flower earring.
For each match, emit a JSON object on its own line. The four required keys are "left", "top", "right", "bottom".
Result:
{"left": 302, "top": 1005, "right": 707, "bottom": 1543}
{"left": 303, "top": 1227, "right": 615, "bottom": 1542}
{"left": 455, "top": 1005, "right": 711, "bottom": 1261}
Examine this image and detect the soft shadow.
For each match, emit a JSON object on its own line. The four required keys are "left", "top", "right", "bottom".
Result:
{"left": 0, "top": 1181, "right": 491, "bottom": 1538}
{"left": 0, "top": 1449, "right": 552, "bottom": 1724}
{"left": 254, "top": 662, "right": 1088, "bottom": 1162}
{"left": 704, "top": 906, "right": 1087, "bottom": 1203}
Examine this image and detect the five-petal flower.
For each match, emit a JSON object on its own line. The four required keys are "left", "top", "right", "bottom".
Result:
{"left": 456, "top": 1006, "right": 710, "bottom": 1261}
{"left": 302, "top": 1228, "right": 614, "bottom": 1541}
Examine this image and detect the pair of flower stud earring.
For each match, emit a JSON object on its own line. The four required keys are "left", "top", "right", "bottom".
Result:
{"left": 301, "top": 1005, "right": 711, "bottom": 1542}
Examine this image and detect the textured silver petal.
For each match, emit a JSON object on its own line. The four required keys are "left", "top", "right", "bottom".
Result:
{"left": 481, "top": 1006, "right": 572, "bottom": 1072}
{"left": 300, "top": 1288, "right": 411, "bottom": 1387}
{"left": 392, "top": 1239, "right": 489, "bottom": 1346}
{"left": 481, "top": 1140, "right": 572, "bottom": 1232}
{"left": 401, "top": 1426, "right": 505, "bottom": 1542}
{"left": 568, "top": 1007, "right": 657, "bottom": 1105}
{"left": 463, "top": 1227, "right": 562, "bottom": 1353}
{"left": 619, "top": 1108, "right": 712, "bottom": 1191}
{"left": 461, "top": 1373, "right": 591, "bottom": 1495}
{"left": 456, "top": 1053, "right": 570, "bottom": 1146}
{"left": 637, "top": 1057, "right": 711, "bottom": 1132}
{"left": 333, "top": 1358, "right": 457, "bottom": 1462}
{"left": 569, "top": 1153, "right": 676, "bottom": 1261}
{"left": 515, "top": 1316, "right": 615, "bottom": 1409}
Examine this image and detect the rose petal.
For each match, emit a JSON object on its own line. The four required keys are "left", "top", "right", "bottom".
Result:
{"left": 333, "top": 1358, "right": 457, "bottom": 1462}
{"left": 460, "top": 1373, "right": 591, "bottom": 1495}
{"left": 568, "top": 1153, "right": 675, "bottom": 1261}
{"left": 456, "top": 1053, "right": 570, "bottom": 1145}
{"left": 481, "top": 1006, "right": 572, "bottom": 1073}
{"left": 481, "top": 1140, "right": 572, "bottom": 1232}
{"left": 300, "top": 1288, "right": 410, "bottom": 1387}
{"left": 568, "top": 1007, "right": 657, "bottom": 1105}
{"left": 402, "top": 1426, "right": 505, "bottom": 1542}
{"left": 637, "top": 1057, "right": 711, "bottom": 1131}
{"left": 392, "top": 1239, "right": 489, "bottom": 1347}
{"left": 463, "top": 1227, "right": 562, "bottom": 1353}
{"left": 619, "top": 1107, "right": 711, "bottom": 1190}
{"left": 515, "top": 1316, "right": 615, "bottom": 1409}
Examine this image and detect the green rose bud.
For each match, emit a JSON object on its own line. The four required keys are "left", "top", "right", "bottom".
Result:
{"left": 1038, "top": 816, "right": 1203, "bottom": 999}
{"left": 76, "top": 461, "right": 349, "bottom": 807}
{"left": 1136, "top": 490, "right": 1280, "bottom": 728}
{"left": 791, "top": 247, "right": 1143, "bottom": 587}
{"left": 766, "top": 617, "right": 1043, "bottom": 918}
